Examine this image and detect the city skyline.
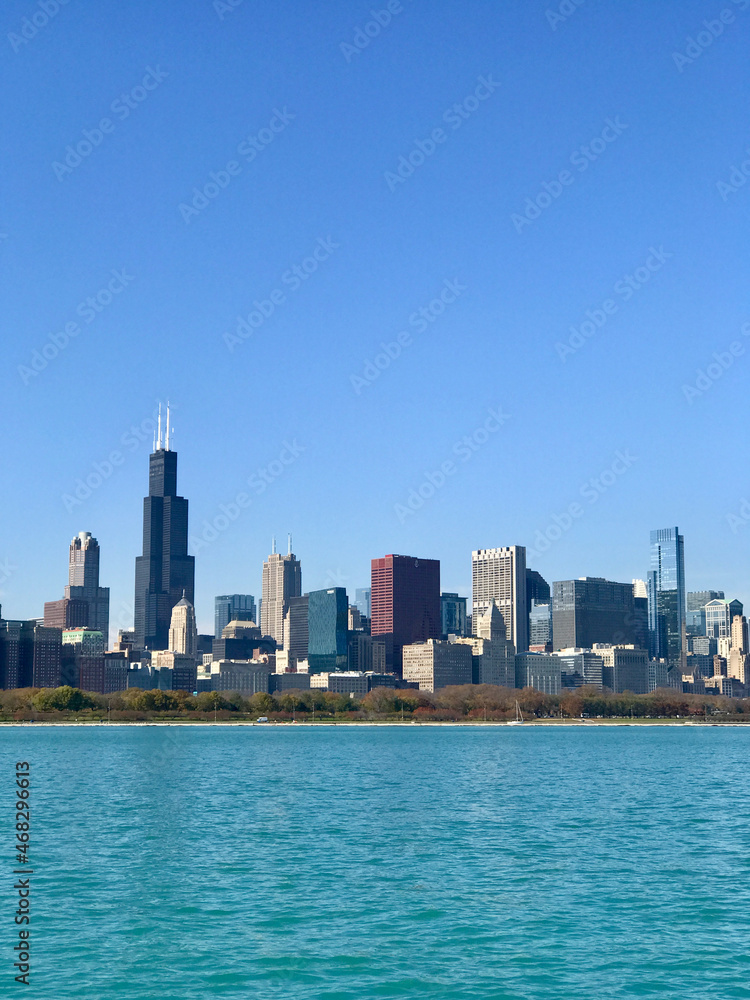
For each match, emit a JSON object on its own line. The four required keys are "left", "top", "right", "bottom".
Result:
{"left": 1, "top": 430, "right": 746, "bottom": 638}
{"left": 5, "top": 6, "right": 748, "bottom": 997}
{"left": 3, "top": 2, "right": 750, "bottom": 637}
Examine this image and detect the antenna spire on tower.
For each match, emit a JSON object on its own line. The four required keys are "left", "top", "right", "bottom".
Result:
{"left": 165, "top": 401, "right": 171, "bottom": 451}
{"left": 272, "top": 536, "right": 276, "bottom": 555}
{"left": 157, "top": 403, "right": 162, "bottom": 451}
{"left": 288, "top": 532, "right": 292, "bottom": 555}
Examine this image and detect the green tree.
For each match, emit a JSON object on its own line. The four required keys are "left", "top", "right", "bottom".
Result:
{"left": 249, "top": 692, "right": 275, "bottom": 715}
{"left": 32, "top": 686, "right": 93, "bottom": 712}
{"left": 194, "top": 691, "right": 229, "bottom": 712}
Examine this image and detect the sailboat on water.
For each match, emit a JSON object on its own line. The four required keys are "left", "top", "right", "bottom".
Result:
{"left": 507, "top": 700, "right": 524, "bottom": 726}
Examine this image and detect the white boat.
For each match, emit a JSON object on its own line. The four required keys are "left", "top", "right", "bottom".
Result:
{"left": 507, "top": 700, "right": 524, "bottom": 726}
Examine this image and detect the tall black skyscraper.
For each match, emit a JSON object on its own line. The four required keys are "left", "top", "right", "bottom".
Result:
{"left": 134, "top": 408, "right": 194, "bottom": 650}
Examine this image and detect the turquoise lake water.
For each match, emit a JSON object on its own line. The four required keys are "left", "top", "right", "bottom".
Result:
{"left": 3, "top": 724, "right": 750, "bottom": 999}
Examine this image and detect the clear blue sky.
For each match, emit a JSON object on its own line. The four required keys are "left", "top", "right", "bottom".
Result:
{"left": 2, "top": 0, "right": 750, "bottom": 636}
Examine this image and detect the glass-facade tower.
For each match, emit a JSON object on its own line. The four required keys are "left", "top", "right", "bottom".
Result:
{"left": 354, "top": 588, "right": 371, "bottom": 618}
{"left": 647, "top": 527, "right": 685, "bottom": 663}
{"left": 440, "top": 593, "right": 467, "bottom": 638}
{"left": 307, "top": 588, "right": 348, "bottom": 674}
{"left": 214, "top": 594, "right": 256, "bottom": 638}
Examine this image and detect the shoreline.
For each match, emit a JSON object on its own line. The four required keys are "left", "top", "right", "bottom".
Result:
{"left": 0, "top": 719, "right": 746, "bottom": 728}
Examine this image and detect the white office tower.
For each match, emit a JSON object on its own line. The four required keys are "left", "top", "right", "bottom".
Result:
{"left": 168, "top": 592, "right": 198, "bottom": 659}
{"left": 472, "top": 546, "right": 528, "bottom": 651}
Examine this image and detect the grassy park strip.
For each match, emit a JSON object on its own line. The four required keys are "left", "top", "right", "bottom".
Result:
{"left": 1, "top": 684, "right": 749, "bottom": 724}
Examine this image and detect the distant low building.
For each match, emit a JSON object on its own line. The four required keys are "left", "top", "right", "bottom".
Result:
{"left": 269, "top": 672, "right": 311, "bottom": 692}
{"left": 514, "top": 652, "right": 561, "bottom": 695}
{"left": 197, "top": 659, "right": 272, "bottom": 693}
{"left": 554, "top": 648, "right": 604, "bottom": 690}
{"left": 326, "top": 672, "right": 369, "bottom": 695}
{"left": 62, "top": 627, "right": 105, "bottom": 693}
{"left": 212, "top": 621, "right": 275, "bottom": 662}
{"left": 682, "top": 673, "right": 705, "bottom": 695}
{"left": 705, "top": 675, "right": 744, "bottom": 698}
{"left": 402, "top": 639, "right": 472, "bottom": 693}
{"left": 151, "top": 651, "right": 198, "bottom": 692}
{"left": 127, "top": 663, "right": 167, "bottom": 690}
{"left": 450, "top": 634, "right": 515, "bottom": 688}
{"left": 593, "top": 644, "right": 648, "bottom": 694}
{"left": 104, "top": 652, "right": 128, "bottom": 693}
{"left": 648, "top": 659, "right": 670, "bottom": 691}
{"left": 365, "top": 672, "right": 400, "bottom": 690}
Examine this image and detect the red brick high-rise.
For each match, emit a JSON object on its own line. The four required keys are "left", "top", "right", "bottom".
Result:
{"left": 370, "top": 554, "right": 440, "bottom": 675}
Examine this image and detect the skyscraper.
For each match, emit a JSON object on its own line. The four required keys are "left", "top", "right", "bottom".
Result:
{"left": 476, "top": 602, "right": 506, "bottom": 642}
{"left": 594, "top": 644, "right": 649, "bottom": 694}
{"left": 354, "top": 588, "right": 371, "bottom": 618}
{"left": 214, "top": 594, "right": 256, "bottom": 638}
{"left": 283, "top": 594, "right": 309, "bottom": 659}
{"left": 526, "top": 569, "right": 550, "bottom": 614}
{"left": 44, "top": 532, "right": 110, "bottom": 639}
{"left": 371, "top": 554, "right": 440, "bottom": 675}
{"left": 731, "top": 614, "right": 749, "bottom": 653}
{"left": 529, "top": 600, "right": 552, "bottom": 649}
{"left": 647, "top": 527, "right": 685, "bottom": 663}
{"left": 168, "top": 592, "right": 198, "bottom": 659}
{"left": 688, "top": 590, "right": 725, "bottom": 609}
{"left": 0, "top": 615, "right": 21, "bottom": 689}
{"left": 705, "top": 599, "right": 743, "bottom": 641}
{"left": 552, "top": 578, "right": 641, "bottom": 651}
{"left": 453, "top": 604, "right": 516, "bottom": 686}
{"left": 440, "top": 593, "right": 468, "bottom": 638}
{"left": 307, "top": 588, "right": 348, "bottom": 674}
{"left": 134, "top": 407, "right": 195, "bottom": 651}
{"left": 21, "top": 624, "right": 62, "bottom": 689}
{"left": 260, "top": 538, "right": 301, "bottom": 644}
{"left": 2, "top": 622, "right": 63, "bottom": 690}
{"left": 729, "top": 615, "right": 750, "bottom": 685}
{"left": 686, "top": 590, "right": 724, "bottom": 634}
{"left": 472, "top": 546, "right": 528, "bottom": 652}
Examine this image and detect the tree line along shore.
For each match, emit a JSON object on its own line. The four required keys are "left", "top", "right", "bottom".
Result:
{"left": 1, "top": 684, "right": 749, "bottom": 723}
